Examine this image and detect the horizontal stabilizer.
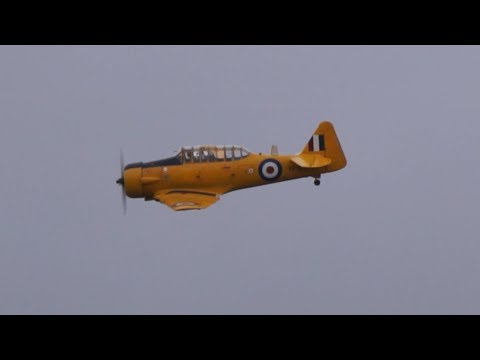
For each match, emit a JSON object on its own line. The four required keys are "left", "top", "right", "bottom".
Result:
{"left": 290, "top": 154, "right": 332, "bottom": 168}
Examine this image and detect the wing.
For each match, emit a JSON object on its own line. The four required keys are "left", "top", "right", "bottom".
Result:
{"left": 153, "top": 190, "right": 220, "bottom": 211}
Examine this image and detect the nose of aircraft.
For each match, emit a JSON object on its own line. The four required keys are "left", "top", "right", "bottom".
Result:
{"left": 122, "top": 165, "right": 144, "bottom": 198}
{"left": 115, "top": 150, "right": 144, "bottom": 215}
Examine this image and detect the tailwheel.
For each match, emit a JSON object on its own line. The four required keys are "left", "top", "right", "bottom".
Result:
{"left": 314, "top": 178, "right": 321, "bottom": 186}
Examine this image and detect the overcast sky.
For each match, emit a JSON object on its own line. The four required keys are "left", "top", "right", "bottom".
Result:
{"left": 1, "top": 45, "right": 479, "bottom": 314}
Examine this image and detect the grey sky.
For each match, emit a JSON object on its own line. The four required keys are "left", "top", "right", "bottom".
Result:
{"left": 1, "top": 45, "right": 479, "bottom": 314}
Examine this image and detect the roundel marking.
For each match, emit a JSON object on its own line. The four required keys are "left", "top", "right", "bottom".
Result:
{"left": 259, "top": 159, "right": 282, "bottom": 181}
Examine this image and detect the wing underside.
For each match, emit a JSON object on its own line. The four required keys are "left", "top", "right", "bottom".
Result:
{"left": 153, "top": 190, "right": 220, "bottom": 211}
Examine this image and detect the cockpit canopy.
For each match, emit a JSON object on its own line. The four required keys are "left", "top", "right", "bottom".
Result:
{"left": 179, "top": 145, "right": 250, "bottom": 163}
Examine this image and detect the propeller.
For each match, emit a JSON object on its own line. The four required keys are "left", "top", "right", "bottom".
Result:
{"left": 116, "top": 148, "right": 127, "bottom": 215}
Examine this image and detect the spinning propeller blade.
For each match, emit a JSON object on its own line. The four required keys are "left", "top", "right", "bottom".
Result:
{"left": 116, "top": 149, "right": 127, "bottom": 215}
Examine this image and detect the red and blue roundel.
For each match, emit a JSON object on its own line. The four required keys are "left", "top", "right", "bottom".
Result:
{"left": 259, "top": 159, "right": 282, "bottom": 181}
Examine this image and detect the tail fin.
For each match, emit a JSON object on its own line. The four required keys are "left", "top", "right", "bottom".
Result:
{"left": 299, "top": 121, "right": 347, "bottom": 172}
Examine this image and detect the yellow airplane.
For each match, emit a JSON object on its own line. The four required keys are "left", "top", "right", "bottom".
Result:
{"left": 116, "top": 121, "right": 347, "bottom": 212}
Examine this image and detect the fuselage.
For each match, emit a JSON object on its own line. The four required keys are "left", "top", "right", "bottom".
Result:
{"left": 122, "top": 151, "right": 321, "bottom": 200}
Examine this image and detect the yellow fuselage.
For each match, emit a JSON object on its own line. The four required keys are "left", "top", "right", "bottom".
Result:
{"left": 123, "top": 153, "right": 322, "bottom": 200}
